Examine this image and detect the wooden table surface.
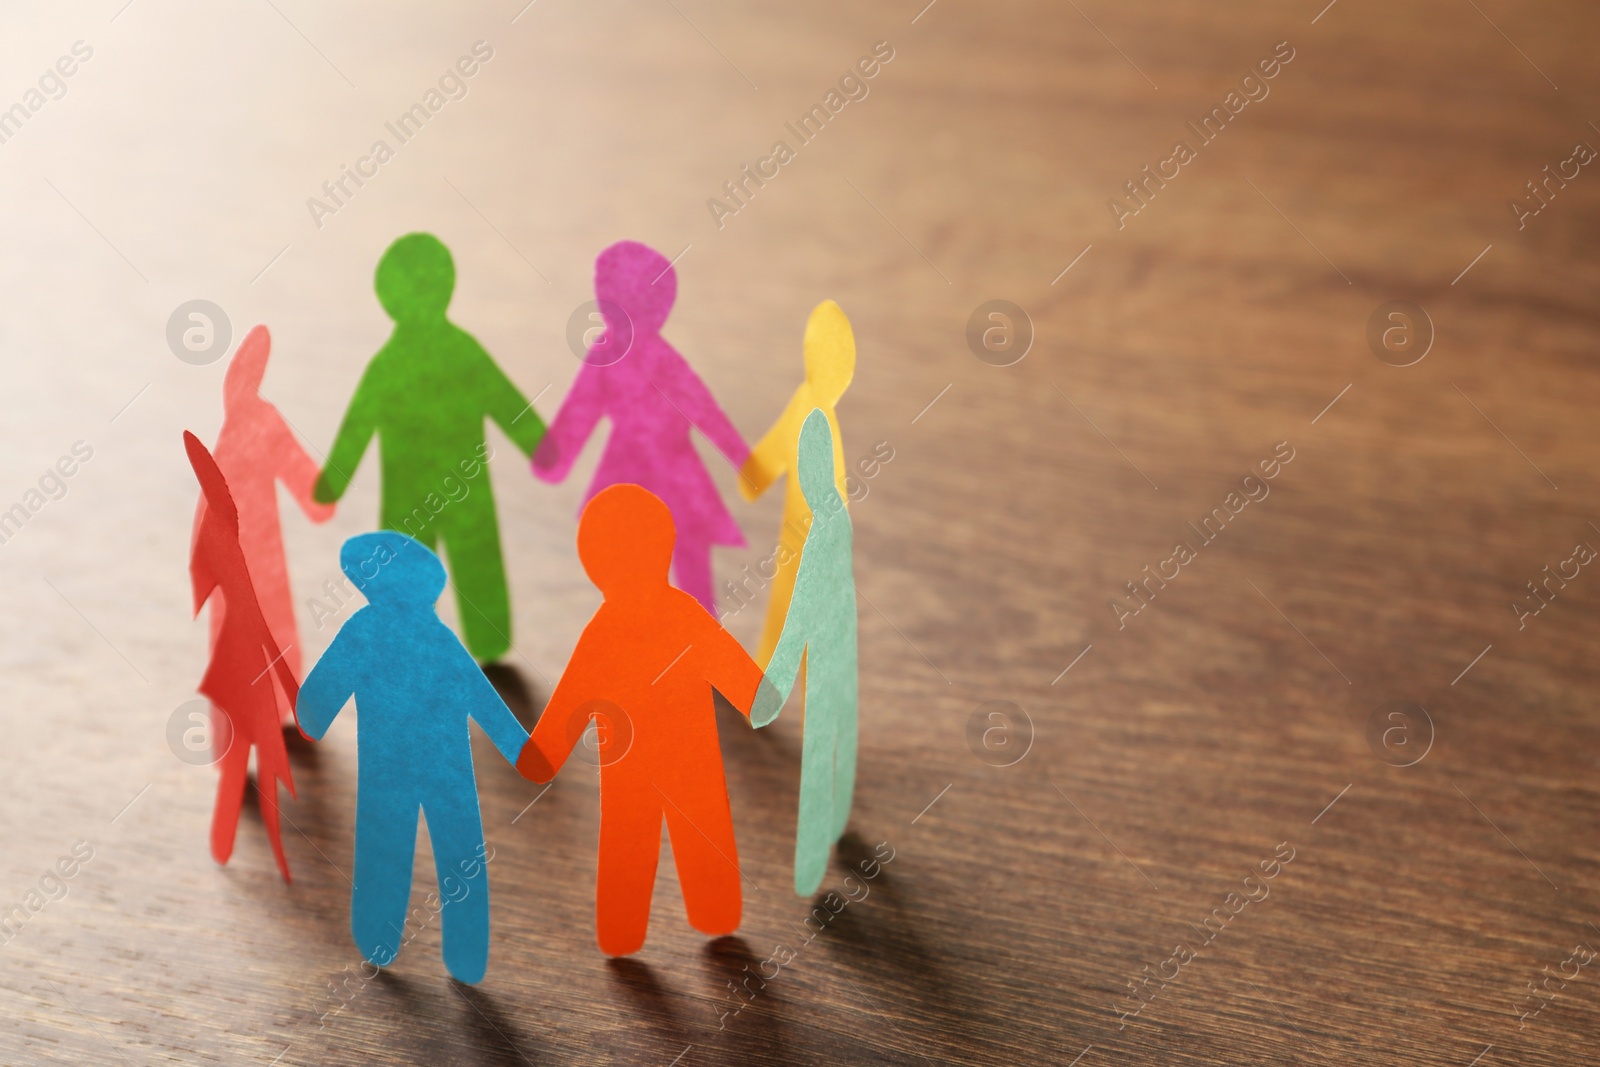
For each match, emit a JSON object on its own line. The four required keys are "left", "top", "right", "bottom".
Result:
{"left": 2, "top": 1, "right": 1599, "bottom": 1063}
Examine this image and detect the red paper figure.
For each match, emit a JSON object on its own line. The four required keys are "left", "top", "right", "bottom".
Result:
{"left": 193, "top": 325, "right": 333, "bottom": 724}
{"left": 516, "top": 483, "right": 770, "bottom": 956}
{"left": 186, "top": 430, "right": 299, "bottom": 883}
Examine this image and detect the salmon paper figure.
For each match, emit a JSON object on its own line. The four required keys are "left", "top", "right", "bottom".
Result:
{"left": 184, "top": 430, "right": 299, "bottom": 883}
{"left": 739, "top": 300, "right": 854, "bottom": 666}
{"left": 516, "top": 484, "right": 775, "bottom": 956}
{"left": 532, "top": 240, "right": 750, "bottom": 616}
{"left": 751, "top": 409, "right": 860, "bottom": 896}
{"left": 193, "top": 325, "right": 334, "bottom": 725}
{"left": 298, "top": 531, "right": 529, "bottom": 984}
{"left": 314, "top": 232, "right": 546, "bottom": 662}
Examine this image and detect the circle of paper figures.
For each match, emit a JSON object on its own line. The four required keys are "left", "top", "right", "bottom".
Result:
{"left": 184, "top": 234, "right": 863, "bottom": 979}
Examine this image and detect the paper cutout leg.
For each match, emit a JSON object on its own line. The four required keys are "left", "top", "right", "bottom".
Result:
{"left": 664, "top": 788, "right": 742, "bottom": 937}
{"left": 255, "top": 745, "right": 293, "bottom": 882}
{"left": 437, "top": 503, "right": 512, "bottom": 662}
{"left": 425, "top": 801, "right": 492, "bottom": 984}
{"left": 794, "top": 708, "right": 838, "bottom": 895}
{"left": 209, "top": 740, "right": 249, "bottom": 867}
{"left": 352, "top": 794, "right": 418, "bottom": 968}
{"left": 596, "top": 789, "right": 662, "bottom": 957}
{"left": 832, "top": 695, "right": 859, "bottom": 842}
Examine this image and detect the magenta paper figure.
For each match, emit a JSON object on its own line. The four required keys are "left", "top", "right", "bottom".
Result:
{"left": 532, "top": 240, "right": 750, "bottom": 614}
{"left": 193, "top": 325, "right": 334, "bottom": 723}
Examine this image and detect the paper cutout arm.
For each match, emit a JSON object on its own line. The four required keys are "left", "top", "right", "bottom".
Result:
{"left": 516, "top": 650, "right": 597, "bottom": 782}
{"left": 464, "top": 662, "right": 530, "bottom": 764}
{"left": 532, "top": 364, "right": 604, "bottom": 482}
{"left": 751, "top": 593, "right": 807, "bottom": 728}
{"left": 479, "top": 352, "right": 547, "bottom": 459}
{"left": 266, "top": 633, "right": 302, "bottom": 725}
{"left": 269, "top": 413, "right": 336, "bottom": 523}
{"left": 657, "top": 356, "right": 749, "bottom": 470}
{"left": 698, "top": 610, "right": 767, "bottom": 719}
{"left": 314, "top": 368, "right": 381, "bottom": 504}
{"left": 738, "top": 393, "right": 803, "bottom": 501}
{"left": 296, "top": 627, "right": 359, "bottom": 740}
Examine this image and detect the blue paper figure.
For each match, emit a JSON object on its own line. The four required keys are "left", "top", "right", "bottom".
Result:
{"left": 297, "top": 531, "right": 529, "bottom": 984}
{"left": 751, "top": 409, "right": 860, "bottom": 895}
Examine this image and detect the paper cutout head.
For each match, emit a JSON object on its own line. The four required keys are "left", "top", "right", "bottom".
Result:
{"left": 376, "top": 232, "right": 456, "bottom": 324}
{"left": 340, "top": 530, "right": 446, "bottom": 606}
{"left": 594, "top": 240, "right": 675, "bottom": 335}
{"left": 577, "top": 483, "right": 674, "bottom": 597}
{"left": 803, "top": 299, "right": 855, "bottom": 404}
{"left": 797, "top": 408, "right": 845, "bottom": 514}
{"left": 222, "top": 325, "right": 272, "bottom": 411}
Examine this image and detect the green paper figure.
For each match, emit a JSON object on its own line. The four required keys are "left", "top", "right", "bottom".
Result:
{"left": 751, "top": 408, "right": 859, "bottom": 896}
{"left": 313, "top": 233, "right": 545, "bottom": 661}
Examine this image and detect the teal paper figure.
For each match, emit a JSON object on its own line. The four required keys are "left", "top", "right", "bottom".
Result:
{"left": 314, "top": 232, "right": 546, "bottom": 662}
{"left": 750, "top": 408, "right": 859, "bottom": 896}
{"left": 297, "top": 531, "right": 529, "bottom": 984}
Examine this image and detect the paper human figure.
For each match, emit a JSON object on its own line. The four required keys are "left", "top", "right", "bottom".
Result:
{"left": 193, "top": 325, "right": 334, "bottom": 725}
{"left": 515, "top": 483, "right": 770, "bottom": 956}
{"left": 532, "top": 240, "right": 750, "bottom": 616}
{"left": 297, "top": 531, "right": 528, "bottom": 984}
{"left": 739, "top": 300, "right": 854, "bottom": 665}
{"left": 313, "top": 232, "right": 546, "bottom": 662}
{"left": 750, "top": 409, "right": 860, "bottom": 895}
{"left": 184, "top": 430, "right": 299, "bottom": 883}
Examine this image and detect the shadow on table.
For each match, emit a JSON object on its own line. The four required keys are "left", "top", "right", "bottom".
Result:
{"left": 822, "top": 830, "right": 991, "bottom": 1061}
{"left": 698, "top": 935, "right": 810, "bottom": 1065}
{"left": 451, "top": 979, "right": 548, "bottom": 1065}
{"left": 484, "top": 662, "right": 543, "bottom": 731}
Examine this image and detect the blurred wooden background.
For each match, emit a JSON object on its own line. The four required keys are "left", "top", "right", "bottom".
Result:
{"left": 1, "top": 0, "right": 1599, "bottom": 1063}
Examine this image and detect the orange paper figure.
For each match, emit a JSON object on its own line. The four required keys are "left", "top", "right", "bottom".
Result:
{"left": 193, "top": 325, "right": 334, "bottom": 724}
{"left": 516, "top": 484, "right": 770, "bottom": 956}
{"left": 185, "top": 430, "right": 300, "bottom": 883}
{"left": 738, "top": 300, "right": 854, "bottom": 666}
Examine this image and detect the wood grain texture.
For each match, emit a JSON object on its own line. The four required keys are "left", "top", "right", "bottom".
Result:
{"left": 0, "top": 0, "right": 1597, "bottom": 1063}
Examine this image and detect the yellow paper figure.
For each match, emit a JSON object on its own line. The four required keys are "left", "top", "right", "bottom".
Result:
{"left": 739, "top": 300, "right": 854, "bottom": 666}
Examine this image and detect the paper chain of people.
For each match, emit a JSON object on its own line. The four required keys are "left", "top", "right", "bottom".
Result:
{"left": 185, "top": 234, "right": 861, "bottom": 983}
